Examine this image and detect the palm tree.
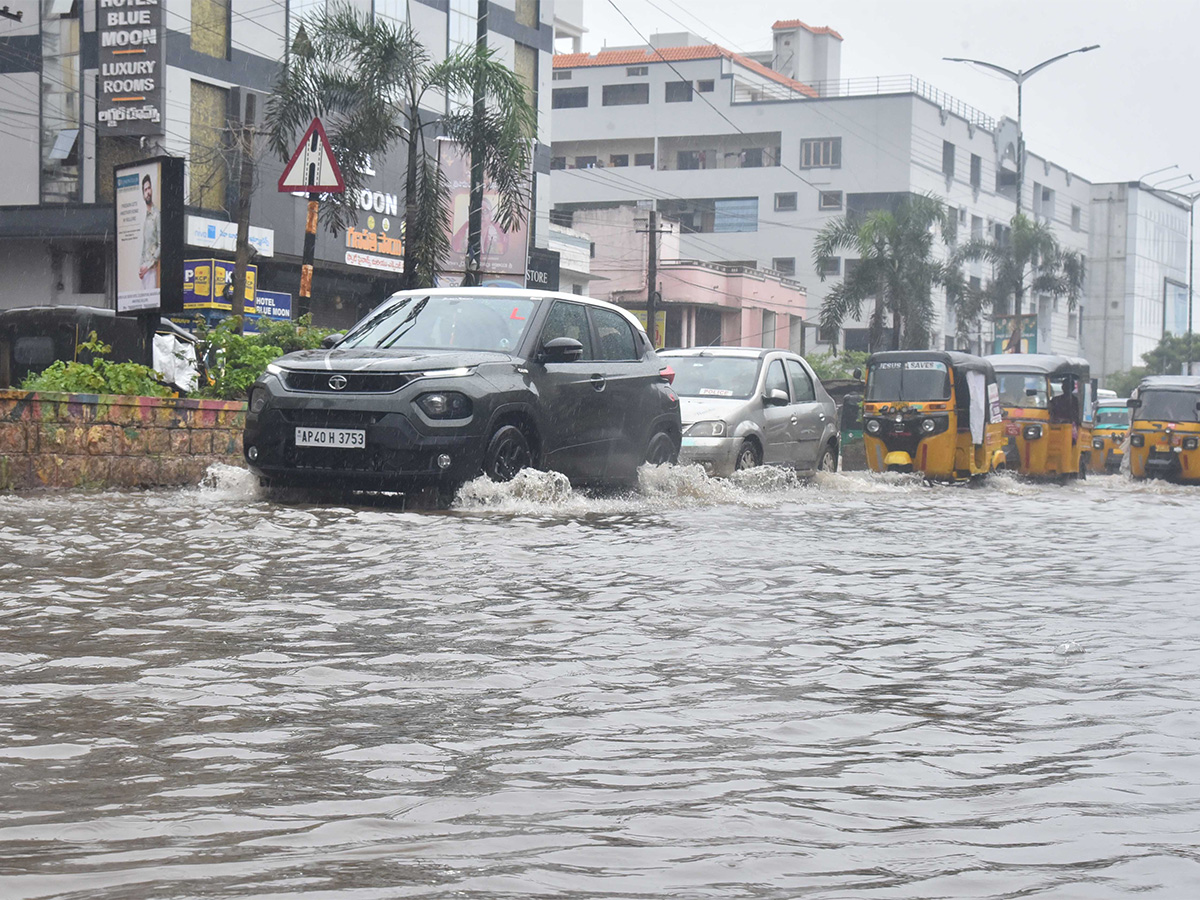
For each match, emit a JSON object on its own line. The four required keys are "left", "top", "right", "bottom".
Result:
{"left": 266, "top": 4, "right": 537, "bottom": 292}
{"left": 812, "top": 193, "right": 960, "bottom": 352}
{"left": 950, "top": 214, "right": 1085, "bottom": 351}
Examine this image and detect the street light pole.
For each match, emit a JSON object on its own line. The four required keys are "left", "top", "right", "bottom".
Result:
{"left": 945, "top": 45, "right": 1099, "bottom": 216}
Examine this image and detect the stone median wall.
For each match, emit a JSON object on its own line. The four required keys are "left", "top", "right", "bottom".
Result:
{"left": 0, "top": 389, "right": 247, "bottom": 491}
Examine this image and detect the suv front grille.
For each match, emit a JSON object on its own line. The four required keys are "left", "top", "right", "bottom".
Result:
{"left": 284, "top": 371, "right": 416, "bottom": 393}
{"left": 278, "top": 409, "right": 389, "bottom": 427}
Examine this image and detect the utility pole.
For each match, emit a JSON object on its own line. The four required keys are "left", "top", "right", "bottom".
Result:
{"left": 463, "top": 0, "right": 488, "bottom": 287}
{"left": 231, "top": 93, "right": 256, "bottom": 334}
{"left": 636, "top": 210, "right": 670, "bottom": 348}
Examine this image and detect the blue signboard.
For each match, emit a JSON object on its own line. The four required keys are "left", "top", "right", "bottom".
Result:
{"left": 244, "top": 290, "right": 293, "bottom": 334}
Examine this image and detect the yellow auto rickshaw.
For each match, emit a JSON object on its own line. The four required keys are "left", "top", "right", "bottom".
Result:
{"left": 1089, "top": 397, "right": 1131, "bottom": 474}
{"left": 985, "top": 354, "right": 1093, "bottom": 479}
{"left": 1127, "top": 375, "right": 1200, "bottom": 482}
{"left": 862, "top": 351, "right": 1007, "bottom": 481}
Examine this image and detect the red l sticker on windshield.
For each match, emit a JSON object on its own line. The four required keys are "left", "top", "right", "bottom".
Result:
{"left": 510, "top": 308, "right": 526, "bottom": 320}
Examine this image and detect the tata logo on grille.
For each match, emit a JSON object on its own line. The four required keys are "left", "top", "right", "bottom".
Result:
{"left": 328, "top": 375, "right": 348, "bottom": 391}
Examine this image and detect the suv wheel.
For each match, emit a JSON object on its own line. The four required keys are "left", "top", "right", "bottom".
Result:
{"left": 644, "top": 429, "right": 677, "bottom": 466}
{"left": 483, "top": 425, "right": 531, "bottom": 482}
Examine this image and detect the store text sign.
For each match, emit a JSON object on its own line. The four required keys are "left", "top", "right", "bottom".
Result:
{"left": 97, "top": 0, "right": 164, "bottom": 135}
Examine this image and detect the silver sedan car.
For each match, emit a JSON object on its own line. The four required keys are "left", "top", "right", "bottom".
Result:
{"left": 660, "top": 347, "right": 840, "bottom": 477}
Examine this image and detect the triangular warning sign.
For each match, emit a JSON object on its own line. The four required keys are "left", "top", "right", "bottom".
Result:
{"left": 277, "top": 117, "right": 346, "bottom": 193}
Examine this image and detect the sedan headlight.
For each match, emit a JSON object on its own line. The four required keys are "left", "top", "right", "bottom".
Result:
{"left": 1022, "top": 424, "right": 1043, "bottom": 440}
{"left": 1130, "top": 433, "right": 1145, "bottom": 447}
{"left": 416, "top": 391, "right": 473, "bottom": 419}
{"left": 865, "top": 419, "right": 882, "bottom": 435}
{"left": 686, "top": 420, "right": 726, "bottom": 437}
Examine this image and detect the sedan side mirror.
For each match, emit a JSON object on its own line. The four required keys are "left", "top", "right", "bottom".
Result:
{"left": 538, "top": 336, "right": 584, "bottom": 363}
{"left": 763, "top": 388, "right": 790, "bottom": 406}
{"left": 1127, "top": 397, "right": 1142, "bottom": 409}
{"left": 321, "top": 333, "right": 345, "bottom": 350}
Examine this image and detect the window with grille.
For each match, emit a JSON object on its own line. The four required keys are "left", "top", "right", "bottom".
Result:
{"left": 774, "top": 192, "right": 797, "bottom": 211}
{"left": 818, "top": 190, "right": 843, "bottom": 210}
{"left": 603, "top": 83, "right": 650, "bottom": 106}
{"left": 665, "top": 81, "right": 693, "bottom": 102}
{"left": 626, "top": 66, "right": 648, "bottom": 76}
{"left": 942, "top": 141, "right": 955, "bottom": 179}
{"left": 800, "top": 137, "right": 841, "bottom": 168}
{"left": 552, "top": 87, "right": 588, "bottom": 108}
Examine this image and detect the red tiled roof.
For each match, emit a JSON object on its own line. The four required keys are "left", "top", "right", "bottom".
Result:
{"left": 552, "top": 45, "right": 818, "bottom": 98}
{"left": 771, "top": 19, "right": 844, "bottom": 41}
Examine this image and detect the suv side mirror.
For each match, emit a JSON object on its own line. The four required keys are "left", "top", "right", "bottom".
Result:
{"left": 538, "top": 336, "right": 584, "bottom": 363}
{"left": 321, "top": 333, "right": 345, "bottom": 349}
{"left": 1127, "top": 397, "right": 1142, "bottom": 409}
{"left": 763, "top": 388, "right": 790, "bottom": 406}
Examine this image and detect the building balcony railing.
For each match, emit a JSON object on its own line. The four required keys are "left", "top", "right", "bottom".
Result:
{"left": 803, "top": 75, "right": 996, "bottom": 131}
{"left": 661, "top": 258, "right": 807, "bottom": 292}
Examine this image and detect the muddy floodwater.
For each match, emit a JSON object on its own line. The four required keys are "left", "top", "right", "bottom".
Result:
{"left": 1, "top": 466, "right": 1199, "bottom": 899}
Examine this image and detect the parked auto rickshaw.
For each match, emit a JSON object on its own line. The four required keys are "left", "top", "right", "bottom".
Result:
{"left": 1126, "top": 375, "right": 1200, "bottom": 482}
{"left": 1089, "top": 397, "right": 1131, "bottom": 473}
{"left": 985, "top": 354, "right": 1093, "bottom": 479}
{"left": 861, "top": 351, "right": 1006, "bottom": 481}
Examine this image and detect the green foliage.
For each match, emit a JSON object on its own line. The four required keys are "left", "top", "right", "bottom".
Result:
{"left": 1106, "top": 368, "right": 1149, "bottom": 398}
{"left": 813, "top": 193, "right": 958, "bottom": 351}
{"left": 267, "top": 4, "right": 537, "bottom": 288}
{"left": 20, "top": 333, "right": 172, "bottom": 397}
{"left": 1106, "top": 332, "right": 1200, "bottom": 394}
{"left": 805, "top": 350, "right": 869, "bottom": 383}
{"left": 951, "top": 214, "right": 1085, "bottom": 346}
{"left": 192, "top": 315, "right": 334, "bottom": 400}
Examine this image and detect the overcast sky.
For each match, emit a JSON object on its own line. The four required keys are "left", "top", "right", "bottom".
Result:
{"left": 579, "top": 0, "right": 1200, "bottom": 189}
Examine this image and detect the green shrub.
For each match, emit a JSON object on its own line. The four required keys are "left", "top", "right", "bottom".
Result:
{"left": 192, "top": 315, "right": 335, "bottom": 400}
{"left": 20, "top": 334, "right": 172, "bottom": 398}
{"left": 805, "top": 350, "right": 869, "bottom": 383}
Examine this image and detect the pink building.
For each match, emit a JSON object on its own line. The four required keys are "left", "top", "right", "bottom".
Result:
{"left": 567, "top": 206, "right": 810, "bottom": 351}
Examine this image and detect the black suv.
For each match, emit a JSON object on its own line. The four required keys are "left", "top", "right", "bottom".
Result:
{"left": 243, "top": 289, "right": 681, "bottom": 495}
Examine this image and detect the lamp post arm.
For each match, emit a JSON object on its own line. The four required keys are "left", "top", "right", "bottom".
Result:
{"left": 942, "top": 56, "right": 1019, "bottom": 81}
{"left": 1021, "top": 44, "right": 1099, "bottom": 80}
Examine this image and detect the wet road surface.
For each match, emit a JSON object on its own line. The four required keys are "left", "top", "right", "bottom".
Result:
{"left": 1, "top": 466, "right": 1198, "bottom": 898}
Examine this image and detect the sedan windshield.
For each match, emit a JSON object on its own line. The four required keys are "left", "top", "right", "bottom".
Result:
{"left": 670, "top": 356, "right": 762, "bottom": 399}
{"left": 1137, "top": 390, "right": 1199, "bottom": 423}
{"left": 866, "top": 361, "right": 951, "bottom": 401}
{"left": 1095, "top": 407, "right": 1130, "bottom": 427}
{"left": 340, "top": 294, "right": 538, "bottom": 352}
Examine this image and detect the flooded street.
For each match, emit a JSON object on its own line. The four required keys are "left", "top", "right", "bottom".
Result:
{"left": 1, "top": 467, "right": 1199, "bottom": 899}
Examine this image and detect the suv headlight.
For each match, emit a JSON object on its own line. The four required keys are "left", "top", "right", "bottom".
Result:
{"left": 265, "top": 362, "right": 284, "bottom": 377}
{"left": 686, "top": 420, "right": 726, "bottom": 437}
{"left": 416, "top": 391, "right": 472, "bottom": 419}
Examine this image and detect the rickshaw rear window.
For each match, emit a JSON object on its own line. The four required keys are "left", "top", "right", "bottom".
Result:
{"left": 867, "top": 361, "right": 951, "bottom": 401}
{"left": 1137, "top": 390, "right": 1199, "bottom": 423}
{"left": 1095, "top": 407, "right": 1130, "bottom": 427}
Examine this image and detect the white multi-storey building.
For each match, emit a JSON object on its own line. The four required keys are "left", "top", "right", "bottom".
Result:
{"left": 549, "top": 19, "right": 1092, "bottom": 355}
{"left": 1085, "top": 183, "right": 1191, "bottom": 384}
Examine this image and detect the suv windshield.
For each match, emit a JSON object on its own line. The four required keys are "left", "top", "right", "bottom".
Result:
{"left": 1095, "top": 407, "right": 1130, "bottom": 427}
{"left": 1137, "top": 390, "right": 1199, "bottom": 423}
{"left": 341, "top": 294, "right": 538, "bottom": 352}
{"left": 670, "top": 356, "right": 762, "bottom": 399}
{"left": 867, "top": 360, "right": 951, "bottom": 401}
